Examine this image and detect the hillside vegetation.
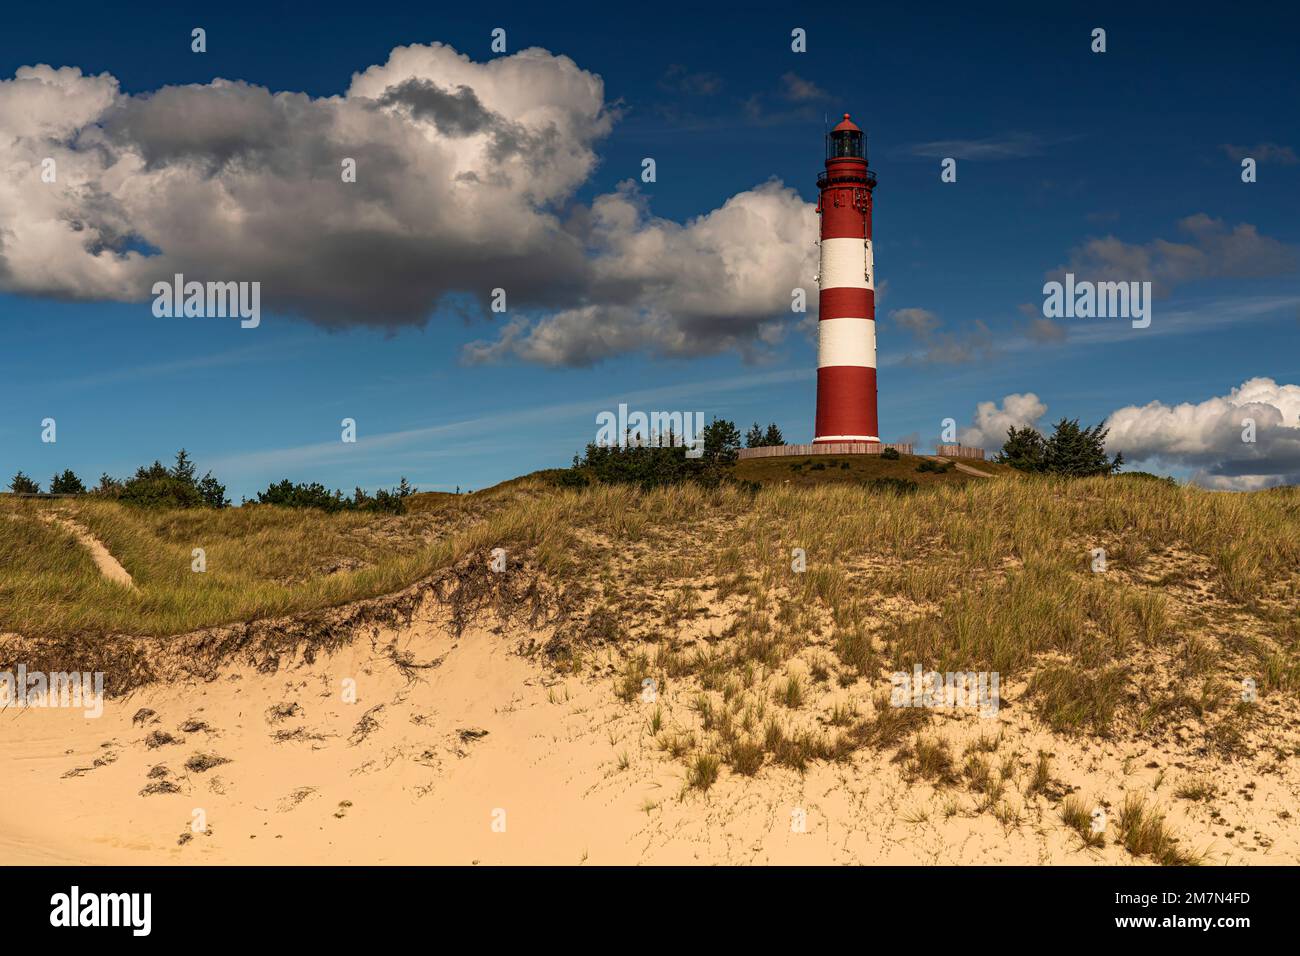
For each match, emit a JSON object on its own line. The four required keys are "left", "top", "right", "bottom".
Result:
{"left": 5, "top": 472, "right": 1299, "bottom": 863}
{"left": 5, "top": 474, "right": 1297, "bottom": 713}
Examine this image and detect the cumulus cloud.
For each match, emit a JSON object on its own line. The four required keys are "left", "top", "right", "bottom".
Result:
{"left": 465, "top": 179, "right": 816, "bottom": 365}
{"left": 961, "top": 379, "right": 1300, "bottom": 488}
{"left": 1051, "top": 214, "right": 1298, "bottom": 297}
{"left": 1105, "top": 378, "right": 1300, "bottom": 488}
{"left": 959, "top": 393, "right": 1048, "bottom": 449}
{"left": 0, "top": 45, "right": 816, "bottom": 364}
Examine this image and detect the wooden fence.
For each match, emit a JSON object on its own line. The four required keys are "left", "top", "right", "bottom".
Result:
{"left": 934, "top": 444, "right": 987, "bottom": 460}
{"left": 738, "top": 442, "right": 913, "bottom": 460}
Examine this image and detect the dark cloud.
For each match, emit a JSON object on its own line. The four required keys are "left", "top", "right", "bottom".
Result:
{"left": 379, "top": 79, "right": 495, "bottom": 136}
{"left": 1052, "top": 214, "right": 1299, "bottom": 297}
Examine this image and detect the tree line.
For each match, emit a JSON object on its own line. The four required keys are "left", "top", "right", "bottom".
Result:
{"left": 6, "top": 449, "right": 416, "bottom": 513}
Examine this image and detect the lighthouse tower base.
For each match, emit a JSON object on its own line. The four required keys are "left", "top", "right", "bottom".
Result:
{"left": 735, "top": 441, "right": 913, "bottom": 461}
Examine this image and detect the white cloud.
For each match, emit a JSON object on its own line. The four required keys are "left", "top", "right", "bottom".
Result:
{"left": 465, "top": 179, "right": 817, "bottom": 365}
{"left": 959, "top": 393, "right": 1048, "bottom": 449}
{"left": 1104, "top": 377, "right": 1300, "bottom": 488}
{"left": 962, "top": 379, "right": 1300, "bottom": 488}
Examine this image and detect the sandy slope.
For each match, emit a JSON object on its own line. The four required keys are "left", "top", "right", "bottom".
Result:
{"left": 4, "top": 589, "right": 1298, "bottom": 866}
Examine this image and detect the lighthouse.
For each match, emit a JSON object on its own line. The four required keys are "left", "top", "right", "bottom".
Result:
{"left": 814, "top": 114, "right": 878, "bottom": 444}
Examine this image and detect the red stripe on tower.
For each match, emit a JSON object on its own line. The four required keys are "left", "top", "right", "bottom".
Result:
{"left": 814, "top": 113, "right": 879, "bottom": 443}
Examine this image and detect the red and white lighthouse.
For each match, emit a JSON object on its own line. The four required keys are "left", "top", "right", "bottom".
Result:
{"left": 814, "top": 114, "right": 879, "bottom": 443}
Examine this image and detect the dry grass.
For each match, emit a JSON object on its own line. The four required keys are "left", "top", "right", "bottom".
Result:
{"left": 1060, "top": 795, "right": 1106, "bottom": 849}
{"left": 1115, "top": 793, "right": 1204, "bottom": 865}
{"left": 558, "top": 476, "right": 1300, "bottom": 787}
{"left": 0, "top": 477, "right": 553, "bottom": 637}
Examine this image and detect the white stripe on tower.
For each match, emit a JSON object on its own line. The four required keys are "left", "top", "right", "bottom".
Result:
{"left": 818, "top": 316, "right": 877, "bottom": 367}
{"left": 819, "top": 238, "right": 870, "bottom": 289}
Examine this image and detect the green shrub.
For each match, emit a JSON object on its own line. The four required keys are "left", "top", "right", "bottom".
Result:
{"left": 1119, "top": 471, "right": 1176, "bottom": 485}
{"left": 7, "top": 471, "right": 40, "bottom": 494}
{"left": 566, "top": 418, "right": 742, "bottom": 490}
{"left": 99, "top": 450, "right": 228, "bottom": 509}
{"left": 255, "top": 477, "right": 414, "bottom": 514}
{"left": 49, "top": 470, "right": 86, "bottom": 495}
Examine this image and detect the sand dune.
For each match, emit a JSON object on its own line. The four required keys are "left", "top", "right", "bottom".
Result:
{"left": 4, "top": 585, "right": 1296, "bottom": 866}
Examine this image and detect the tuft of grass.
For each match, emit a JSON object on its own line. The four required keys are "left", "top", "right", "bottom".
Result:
{"left": 725, "top": 739, "right": 764, "bottom": 776}
{"left": 615, "top": 654, "right": 653, "bottom": 703}
{"left": 687, "top": 753, "right": 721, "bottom": 792}
{"left": 1174, "top": 777, "right": 1216, "bottom": 802}
{"left": 1116, "top": 793, "right": 1203, "bottom": 866}
{"left": 1030, "top": 664, "right": 1128, "bottom": 734}
{"left": 853, "top": 692, "right": 931, "bottom": 749}
{"left": 899, "top": 735, "right": 957, "bottom": 786}
{"left": 828, "top": 699, "right": 858, "bottom": 727}
{"left": 777, "top": 673, "right": 805, "bottom": 709}
{"left": 1027, "top": 752, "right": 1052, "bottom": 797}
{"left": 1060, "top": 795, "right": 1106, "bottom": 849}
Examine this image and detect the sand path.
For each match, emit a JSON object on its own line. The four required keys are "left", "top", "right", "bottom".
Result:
{"left": 929, "top": 456, "right": 994, "bottom": 478}
{"left": 41, "top": 513, "right": 136, "bottom": 589}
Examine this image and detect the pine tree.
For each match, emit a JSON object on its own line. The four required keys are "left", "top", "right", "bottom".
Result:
{"left": 1043, "top": 419, "right": 1123, "bottom": 477}
{"left": 50, "top": 470, "right": 86, "bottom": 494}
{"left": 996, "top": 426, "right": 1047, "bottom": 472}
{"left": 197, "top": 472, "right": 230, "bottom": 508}
{"left": 8, "top": 471, "right": 40, "bottom": 494}
{"left": 702, "top": 418, "right": 742, "bottom": 465}
{"left": 172, "top": 449, "right": 197, "bottom": 484}
{"left": 762, "top": 423, "right": 785, "bottom": 447}
{"left": 745, "top": 423, "right": 764, "bottom": 448}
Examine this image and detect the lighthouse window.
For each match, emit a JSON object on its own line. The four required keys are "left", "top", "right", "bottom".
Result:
{"left": 829, "top": 130, "right": 864, "bottom": 159}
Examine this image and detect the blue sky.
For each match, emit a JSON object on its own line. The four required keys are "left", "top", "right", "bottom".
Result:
{"left": 1, "top": 0, "right": 1297, "bottom": 497}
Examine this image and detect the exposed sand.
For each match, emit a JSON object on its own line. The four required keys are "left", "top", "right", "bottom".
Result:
{"left": 40, "top": 513, "right": 136, "bottom": 589}
{"left": 928, "top": 456, "right": 994, "bottom": 478}
{"left": 3, "top": 593, "right": 1297, "bottom": 865}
